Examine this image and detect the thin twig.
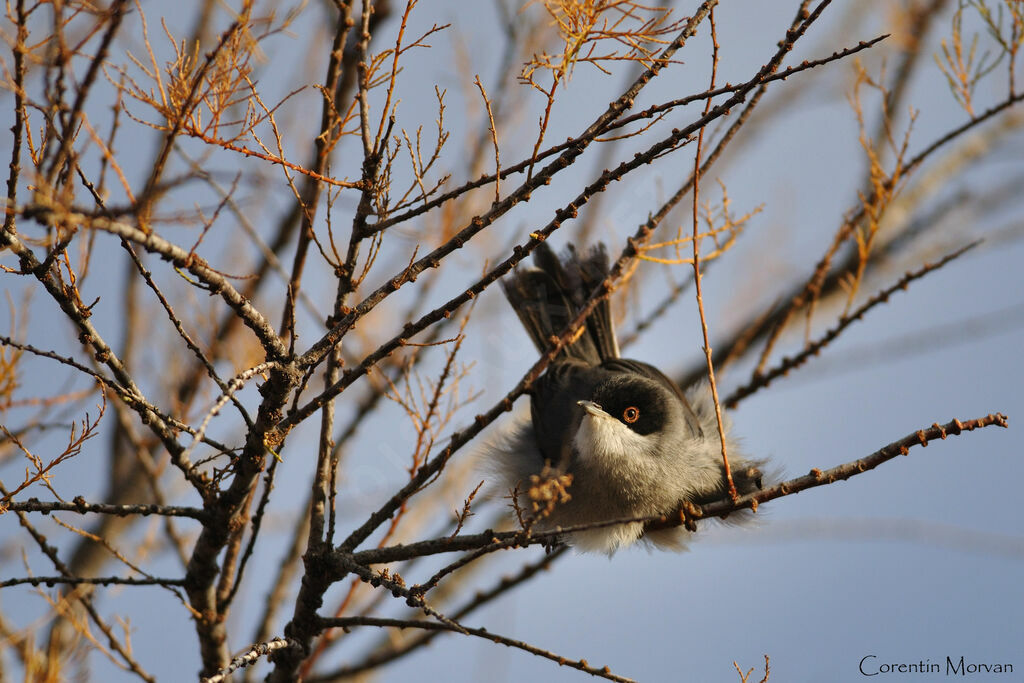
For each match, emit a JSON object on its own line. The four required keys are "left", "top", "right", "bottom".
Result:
{"left": 317, "top": 616, "right": 637, "bottom": 683}
{"left": 689, "top": 7, "right": 737, "bottom": 499}
{"left": 474, "top": 75, "right": 501, "bottom": 203}
{"left": 725, "top": 240, "right": 981, "bottom": 407}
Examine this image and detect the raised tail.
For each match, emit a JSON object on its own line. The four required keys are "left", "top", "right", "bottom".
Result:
{"left": 501, "top": 242, "right": 619, "bottom": 363}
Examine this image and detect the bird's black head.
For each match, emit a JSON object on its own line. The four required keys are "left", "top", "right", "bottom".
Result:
{"left": 587, "top": 375, "right": 674, "bottom": 436}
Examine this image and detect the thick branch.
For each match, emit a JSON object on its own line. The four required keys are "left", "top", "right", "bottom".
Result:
{"left": 1, "top": 576, "right": 187, "bottom": 588}
{"left": 3, "top": 498, "right": 206, "bottom": 520}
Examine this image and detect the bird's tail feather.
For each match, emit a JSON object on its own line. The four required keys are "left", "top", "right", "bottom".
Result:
{"left": 501, "top": 242, "right": 619, "bottom": 363}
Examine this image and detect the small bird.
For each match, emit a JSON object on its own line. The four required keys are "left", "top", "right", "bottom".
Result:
{"left": 489, "top": 242, "right": 765, "bottom": 553}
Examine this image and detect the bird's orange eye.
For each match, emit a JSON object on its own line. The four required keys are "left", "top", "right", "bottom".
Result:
{"left": 623, "top": 406, "right": 640, "bottom": 424}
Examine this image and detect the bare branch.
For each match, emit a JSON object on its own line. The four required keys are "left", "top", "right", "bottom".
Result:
{"left": 343, "top": 412, "right": 1008, "bottom": 565}
{"left": 317, "top": 616, "right": 636, "bottom": 683}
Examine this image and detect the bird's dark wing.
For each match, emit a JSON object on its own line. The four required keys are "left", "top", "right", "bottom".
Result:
{"left": 529, "top": 360, "right": 610, "bottom": 467}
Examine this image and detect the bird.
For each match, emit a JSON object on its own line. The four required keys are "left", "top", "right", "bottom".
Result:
{"left": 487, "top": 241, "right": 765, "bottom": 553}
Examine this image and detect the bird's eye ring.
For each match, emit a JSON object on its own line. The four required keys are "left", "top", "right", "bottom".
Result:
{"left": 623, "top": 406, "right": 640, "bottom": 424}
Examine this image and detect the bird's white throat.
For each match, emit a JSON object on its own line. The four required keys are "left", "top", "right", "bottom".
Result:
{"left": 572, "top": 412, "right": 658, "bottom": 467}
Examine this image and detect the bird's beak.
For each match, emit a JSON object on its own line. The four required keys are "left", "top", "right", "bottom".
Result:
{"left": 577, "top": 400, "right": 612, "bottom": 419}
